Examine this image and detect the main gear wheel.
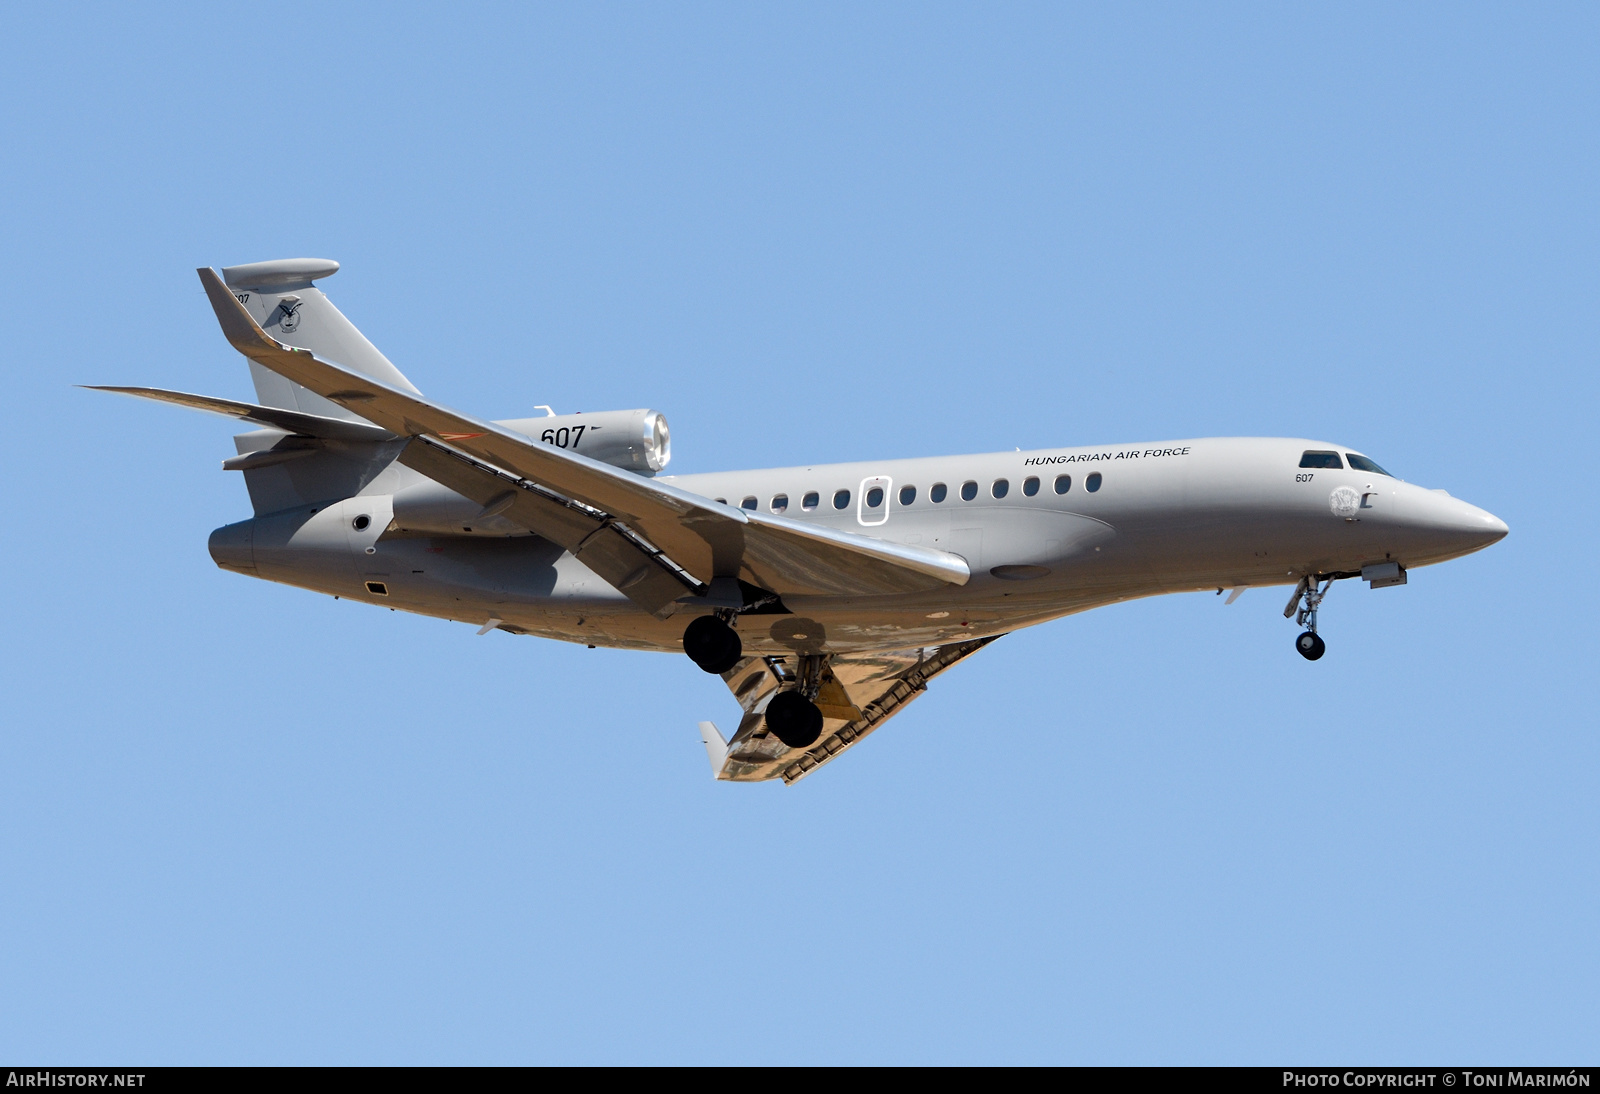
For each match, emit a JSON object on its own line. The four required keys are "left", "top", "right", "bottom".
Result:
{"left": 683, "top": 615, "right": 742, "bottom": 674}
{"left": 765, "top": 690, "right": 823, "bottom": 749}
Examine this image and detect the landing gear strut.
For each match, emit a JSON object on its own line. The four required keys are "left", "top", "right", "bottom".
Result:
{"left": 1286, "top": 575, "right": 1332, "bottom": 661}
{"left": 683, "top": 613, "right": 742, "bottom": 674}
{"left": 766, "top": 653, "right": 824, "bottom": 749}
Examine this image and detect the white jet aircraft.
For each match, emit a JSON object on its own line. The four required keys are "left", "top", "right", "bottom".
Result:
{"left": 91, "top": 259, "right": 1508, "bottom": 784}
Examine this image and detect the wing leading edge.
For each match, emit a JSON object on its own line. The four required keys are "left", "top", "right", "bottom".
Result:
{"left": 196, "top": 267, "right": 970, "bottom": 612}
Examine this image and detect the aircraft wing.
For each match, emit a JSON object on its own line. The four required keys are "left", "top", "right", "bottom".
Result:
{"left": 197, "top": 267, "right": 970, "bottom": 614}
{"left": 82, "top": 386, "right": 393, "bottom": 441}
{"left": 702, "top": 636, "right": 1002, "bottom": 784}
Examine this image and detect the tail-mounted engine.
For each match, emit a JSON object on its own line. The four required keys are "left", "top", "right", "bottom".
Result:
{"left": 496, "top": 409, "right": 670, "bottom": 475}
{"left": 388, "top": 408, "right": 671, "bottom": 537}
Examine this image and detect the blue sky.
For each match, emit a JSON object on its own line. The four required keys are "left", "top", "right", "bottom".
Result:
{"left": 1, "top": 2, "right": 1595, "bottom": 1064}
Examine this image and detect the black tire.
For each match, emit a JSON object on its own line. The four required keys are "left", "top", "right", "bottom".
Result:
{"left": 683, "top": 615, "right": 742, "bottom": 674}
{"left": 1296, "top": 631, "right": 1326, "bottom": 661}
{"left": 766, "top": 690, "right": 824, "bottom": 749}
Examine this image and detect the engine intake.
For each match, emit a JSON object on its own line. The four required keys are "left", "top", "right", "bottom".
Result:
{"left": 496, "top": 409, "right": 670, "bottom": 475}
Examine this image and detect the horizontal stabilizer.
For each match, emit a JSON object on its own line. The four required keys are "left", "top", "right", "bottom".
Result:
{"left": 83, "top": 386, "right": 393, "bottom": 441}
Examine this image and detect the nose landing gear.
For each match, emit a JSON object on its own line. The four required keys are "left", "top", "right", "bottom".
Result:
{"left": 1286, "top": 575, "right": 1334, "bottom": 661}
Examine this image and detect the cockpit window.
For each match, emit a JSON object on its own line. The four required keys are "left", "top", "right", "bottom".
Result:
{"left": 1299, "top": 450, "right": 1343, "bottom": 469}
{"left": 1346, "top": 454, "right": 1393, "bottom": 477}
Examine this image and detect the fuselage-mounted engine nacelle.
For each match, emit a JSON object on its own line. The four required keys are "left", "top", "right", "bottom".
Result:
{"left": 499, "top": 409, "right": 670, "bottom": 475}
{"left": 390, "top": 408, "right": 670, "bottom": 537}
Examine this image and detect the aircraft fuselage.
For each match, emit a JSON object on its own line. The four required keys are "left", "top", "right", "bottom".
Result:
{"left": 208, "top": 434, "right": 1507, "bottom": 655}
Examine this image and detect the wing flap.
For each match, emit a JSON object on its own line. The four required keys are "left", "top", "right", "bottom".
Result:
{"left": 398, "top": 435, "right": 695, "bottom": 616}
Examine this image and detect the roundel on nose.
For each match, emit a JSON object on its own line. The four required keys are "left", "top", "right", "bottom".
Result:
{"left": 1328, "top": 486, "right": 1361, "bottom": 519}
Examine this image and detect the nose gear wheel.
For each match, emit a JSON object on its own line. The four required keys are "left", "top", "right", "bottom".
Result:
{"left": 1286, "top": 575, "right": 1336, "bottom": 661}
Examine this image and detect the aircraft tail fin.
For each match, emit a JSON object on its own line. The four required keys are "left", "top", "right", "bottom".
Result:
{"left": 217, "top": 259, "right": 421, "bottom": 422}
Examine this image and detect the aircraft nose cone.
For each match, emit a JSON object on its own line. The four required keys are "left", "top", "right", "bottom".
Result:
{"left": 1444, "top": 498, "right": 1508, "bottom": 543}
{"left": 1409, "top": 490, "right": 1508, "bottom": 555}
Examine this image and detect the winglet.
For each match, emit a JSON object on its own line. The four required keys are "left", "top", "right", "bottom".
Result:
{"left": 197, "top": 267, "right": 280, "bottom": 355}
{"left": 698, "top": 721, "right": 729, "bottom": 779}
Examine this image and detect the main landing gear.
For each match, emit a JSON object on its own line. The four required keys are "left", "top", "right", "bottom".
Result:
{"left": 766, "top": 690, "right": 824, "bottom": 749}
{"left": 1286, "top": 575, "right": 1333, "bottom": 661}
{"left": 683, "top": 613, "right": 742, "bottom": 674}
{"left": 766, "top": 653, "right": 825, "bottom": 749}
{"left": 681, "top": 612, "right": 823, "bottom": 750}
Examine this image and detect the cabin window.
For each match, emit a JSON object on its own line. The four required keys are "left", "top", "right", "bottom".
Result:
{"left": 992, "top": 478, "right": 1009, "bottom": 499}
{"left": 1299, "top": 450, "right": 1343, "bottom": 469}
{"left": 930, "top": 483, "right": 948, "bottom": 503}
{"left": 960, "top": 481, "right": 978, "bottom": 501}
{"left": 1022, "top": 476, "right": 1040, "bottom": 496}
{"left": 899, "top": 485, "right": 916, "bottom": 506}
{"left": 833, "top": 489, "right": 851, "bottom": 510}
{"left": 1054, "top": 474, "right": 1071, "bottom": 494}
{"left": 1346, "top": 454, "right": 1393, "bottom": 477}
{"left": 740, "top": 496, "right": 757, "bottom": 510}
{"left": 1086, "top": 472, "right": 1102, "bottom": 492}
{"left": 866, "top": 487, "right": 884, "bottom": 508}
{"left": 771, "top": 494, "right": 788, "bottom": 513}
{"left": 802, "top": 491, "right": 820, "bottom": 511}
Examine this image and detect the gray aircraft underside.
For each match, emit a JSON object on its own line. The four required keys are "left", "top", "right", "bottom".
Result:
{"left": 90, "top": 258, "right": 1509, "bottom": 785}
